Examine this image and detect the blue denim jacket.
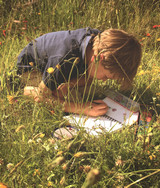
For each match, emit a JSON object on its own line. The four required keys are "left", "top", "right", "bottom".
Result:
{"left": 17, "top": 27, "right": 100, "bottom": 91}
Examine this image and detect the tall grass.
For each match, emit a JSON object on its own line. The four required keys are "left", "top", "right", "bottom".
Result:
{"left": 0, "top": 0, "right": 160, "bottom": 187}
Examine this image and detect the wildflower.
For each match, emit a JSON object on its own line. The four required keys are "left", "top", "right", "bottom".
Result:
{"left": 116, "top": 173, "right": 125, "bottom": 182}
{"left": 137, "top": 70, "right": 145, "bottom": 76}
{"left": 15, "top": 125, "right": 25, "bottom": 133}
{"left": 48, "top": 138, "right": 56, "bottom": 144}
{"left": 73, "top": 57, "right": 80, "bottom": 65}
{"left": 48, "top": 181, "right": 53, "bottom": 186}
{"left": 7, "top": 163, "right": 14, "bottom": 171}
{"left": 28, "top": 139, "right": 35, "bottom": 144}
{"left": 157, "top": 38, "right": 160, "bottom": 42}
{"left": 21, "top": 27, "right": 27, "bottom": 30}
{"left": 74, "top": 152, "right": 87, "bottom": 158}
{"left": 37, "top": 13, "right": 41, "bottom": 15}
{"left": 140, "top": 37, "right": 146, "bottom": 41}
{"left": 56, "top": 64, "right": 61, "bottom": 70}
{"left": 47, "top": 67, "right": 55, "bottom": 74}
{"left": 39, "top": 133, "right": 45, "bottom": 138}
{"left": 149, "top": 154, "right": 156, "bottom": 160}
{"left": 100, "top": 53, "right": 104, "bottom": 61}
{"left": 33, "top": 169, "right": 40, "bottom": 176}
{"left": 83, "top": 165, "right": 91, "bottom": 173}
{"left": 82, "top": 169, "right": 100, "bottom": 188}
{"left": 79, "top": 165, "right": 84, "bottom": 172}
{"left": 60, "top": 176, "right": 65, "bottom": 186}
{"left": 0, "top": 159, "right": 4, "bottom": 166}
{"left": 91, "top": 55, "right": 95, "bottom": 62}
{"left": 7, "top": 95, "right": 15, "bottom": 104}
{"left": 0, "top": 183, "right": 8, "bottom": 188}
{"left": 23, "top": 20, "right": 28, "bottom": 23}
{"left": 0, "top": 42, "right": 2, "bottom": 45}
{"left": 29, "top": 62, "right": 34, "bottom": 66}
{"left": 153, "top": 25, "right": 160, "bottom": 28}
{"left": 50, "top": 110, "right": 55, "bottom": 114}
{"left": 36, "top": 138, "right": 42, "bottom": 143}
{"left": 146, "top": 33, "right": 151, "bottom": 37}
{"left": 2, "top": 30, "right": 6, "bottom": 37}
{"left": 115, "top": 156, "right": 124, "bottom": 166}
{"left": 13, "top": 20, "right": 21, "bottom": 23}
{"left": 57, "top": 151, "right": 64, "bottom": 156}
{"left": 62, "top": 163, "right": 67, "bottom": 171}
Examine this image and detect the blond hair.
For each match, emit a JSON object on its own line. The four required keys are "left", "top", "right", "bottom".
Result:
{"left": 92, "top": 29, "right": 142, "bottom": 89}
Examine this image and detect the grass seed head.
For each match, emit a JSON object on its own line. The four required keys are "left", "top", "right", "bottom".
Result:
{"left": 15, "top": 125, "right": 25, "bottom": 133}
{"left": 7, "top": 163, "right": 14, "bottom": 171}
{"left": 74, "top": 152, "right": 87, "bottom": 158}
{"left": 82, "top": 169, "right": 100, "bottom": 188}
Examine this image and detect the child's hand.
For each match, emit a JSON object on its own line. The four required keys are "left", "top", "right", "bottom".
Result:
{"left": 24, "top": 86, "right": 42, "bottom": 102}
{"left": 84, "top": 100, "right": 109, "bottom": 117}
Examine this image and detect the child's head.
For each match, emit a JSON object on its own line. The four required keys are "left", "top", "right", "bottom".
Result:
{"left": 92, "top": 29, "right": 142, "bottom": 89}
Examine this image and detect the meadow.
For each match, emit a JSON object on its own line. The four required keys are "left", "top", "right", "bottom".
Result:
{"left": 0, "top": 0, "right": 160, "bottom": 187}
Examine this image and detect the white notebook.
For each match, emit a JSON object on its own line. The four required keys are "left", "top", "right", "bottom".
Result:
{"left": 64, "top": 90, "right": 140, "bottom": 135}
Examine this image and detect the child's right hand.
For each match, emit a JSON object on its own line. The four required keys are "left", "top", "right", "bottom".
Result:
{"left": 83, "top": 100, "right": 109, "bottom": 117}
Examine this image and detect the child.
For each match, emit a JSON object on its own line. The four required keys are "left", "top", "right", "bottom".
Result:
{"left": 17, "top": 27, "right": 142, "bottom": 117}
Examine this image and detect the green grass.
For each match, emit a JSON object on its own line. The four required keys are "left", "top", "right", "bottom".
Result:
{"left": 0, "top": 0, "right": 160, "bottom": 187}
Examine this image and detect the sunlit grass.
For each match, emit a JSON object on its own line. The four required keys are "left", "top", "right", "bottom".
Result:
{"left": 0, "top": 0, "right": 160, "bottom": 187}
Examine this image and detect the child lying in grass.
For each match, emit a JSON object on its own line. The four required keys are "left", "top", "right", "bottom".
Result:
{"left": 17, "top": 27, "right": 142, "bottom": 117}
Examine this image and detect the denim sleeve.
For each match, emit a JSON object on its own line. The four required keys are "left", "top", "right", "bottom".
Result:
{"left": 42, "top": 56, "right": 80, "bottom": 91}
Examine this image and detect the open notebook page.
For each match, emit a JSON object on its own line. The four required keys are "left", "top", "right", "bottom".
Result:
{"left": 64, "top": 91, "right": 140, "bottom": 135}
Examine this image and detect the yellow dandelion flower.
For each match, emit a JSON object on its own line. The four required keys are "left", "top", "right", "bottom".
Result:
{"left": 33, "top": 169, "right": 40, "bottom": 176}
{"left": 47, "top": 67, "right": 55, "bottom": 74}
{"left": 137, "top": 70, "right": 146, "bottom": 76}
{"left": 7, "top": 95, "right": 15, "bottom": 104}
{"left": 39, "top": 133, "right": 45, "bottom": 138}
{"left": 156, "top": 93, "right": 160, "bottom": 96}
{"left": 29, "top": 62, "right": 34, "bottom": 66}
{"left": 157, "top": 38, "right": 160, "bottom": 42}
{"left": 56, "top": 64, "right": 61, "bottom": 70}
{"left": 149, "top": 154, "right": 156, "bottom": 160}
{"left": 57, "top": 151, "right": 63, "bottom": 156}
{"left": 48, "top": 181, "right": 53, "bottom": 186}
